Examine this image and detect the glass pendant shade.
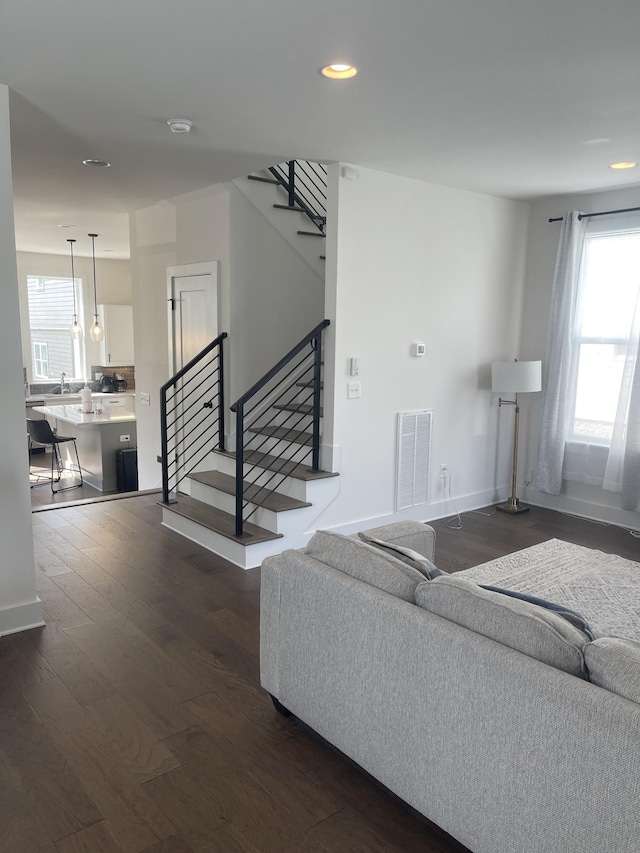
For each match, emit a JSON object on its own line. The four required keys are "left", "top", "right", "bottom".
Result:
{"left": 90, "top": 316, "right": 104, "bottom": 341}
{"left": 69, "top": 316, "right": 83, "bottom": 339}
{"left": 88, "top": 233, "right": 103, "bottom": 341}
{"left": 67, "top": 238, "right": 83, "bottom": 339}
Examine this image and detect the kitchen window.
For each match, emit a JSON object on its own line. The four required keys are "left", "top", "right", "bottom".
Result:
{"left": 26, "top": 275, "right": 84, "bottom": 381}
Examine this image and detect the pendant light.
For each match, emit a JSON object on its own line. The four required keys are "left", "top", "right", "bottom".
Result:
{"left": 67, "top": 238, "right": 83, "bottom": 340}
{"left": 88, "top": 233, "right": 104, "bottom": 342}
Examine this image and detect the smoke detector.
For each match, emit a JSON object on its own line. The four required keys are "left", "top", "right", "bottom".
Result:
{"left": 167, "top": 119, "right": 193, "bottom": 134}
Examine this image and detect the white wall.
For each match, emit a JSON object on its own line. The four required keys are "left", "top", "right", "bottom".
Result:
{"left": 227, "top": 182, "right": 324, "bottom": 401}
{"left": 0, "top": 85, "right": 43, "bottom": 635}
{"left": 519, "top": 184, "right": 640, "bottom": 529}
{"left": 314, "top": 163, "right": 530, "bottom": 533}
{"left": 17, "top": 250, "right": 131, "bottom": 380}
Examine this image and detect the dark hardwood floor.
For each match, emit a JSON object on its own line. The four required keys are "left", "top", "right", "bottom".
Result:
{"left": 1, "top": 498, "right": 638, "bottom": 852}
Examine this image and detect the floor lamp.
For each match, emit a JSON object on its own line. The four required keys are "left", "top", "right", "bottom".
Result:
{"left": 491, "top": 360, "right": 542, "bottom": 514}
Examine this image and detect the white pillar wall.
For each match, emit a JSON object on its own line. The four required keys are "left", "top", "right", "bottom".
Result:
{"left": 0, "top": 85, "right": 43, "bottom": 635}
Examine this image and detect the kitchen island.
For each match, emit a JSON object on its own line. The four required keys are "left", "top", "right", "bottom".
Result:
{"left": 33, "top": 404, "right": 137, "bottom": 492}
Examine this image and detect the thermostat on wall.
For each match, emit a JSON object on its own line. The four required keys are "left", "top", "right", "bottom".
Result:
{"left": 412, "top": 342, "right": 426, "bottom": 357}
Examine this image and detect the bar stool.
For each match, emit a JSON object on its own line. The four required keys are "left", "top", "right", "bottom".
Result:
{"left": 27, "top": 418, "right": 84, "bottom": 493}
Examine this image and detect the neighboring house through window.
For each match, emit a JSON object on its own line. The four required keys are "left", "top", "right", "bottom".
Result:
{"left": 26, "top": 275, "right": 84, "bottom": 381}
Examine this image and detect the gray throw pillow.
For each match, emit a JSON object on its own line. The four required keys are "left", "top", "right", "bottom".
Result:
{"left": 415, "top": 575, "right": 589, "bottom": 677}
{"left": 357, "top": 533, "right": 444, "bottom": 579}
{"left": 305, "top": 530, "right": 424, "bottom": 601}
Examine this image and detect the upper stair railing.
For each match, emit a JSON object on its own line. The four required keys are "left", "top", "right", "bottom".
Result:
{"left": 230, "top": 319, "right": 330, "bottom": 537}
{"left": 160, "top": 332, "right": 227, "bottom": 504}
{"left": 268, "top": 161, "right": 327, "bottom": 233}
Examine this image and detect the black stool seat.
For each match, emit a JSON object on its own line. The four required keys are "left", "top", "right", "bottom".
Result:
{"left": 27, "top": 418, "right": 84, "bottom": 493}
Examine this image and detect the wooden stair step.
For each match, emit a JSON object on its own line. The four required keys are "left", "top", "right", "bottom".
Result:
{"left": 297, "top": 230, "right": 326, "bottom": 238}
{"left": 247, "top": 175, "right": 280, "bottom": 185}
{"left": 247, "top": 425, "right": 313, "bottom": 446}
{"left": 296, "top": 380, "right": 324, "bottom": 389}
{"left": 188, "top": 471, "right": 311, "bottom": 512}
{"left": 273, "top": 204, "right": 306, "bottom": 213}
{"left": 160, "top": 494, "right": 281, "bottom": 545}
{"left": 216, "top": 449, "right": 339, "bottom": 481}
{"left": 274, "top": 403, "right": 323, "bottom": 417}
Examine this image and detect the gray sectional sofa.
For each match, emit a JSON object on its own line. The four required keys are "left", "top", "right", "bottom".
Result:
{"left": 260, "top": 521, "right": 640, "bottom": 853}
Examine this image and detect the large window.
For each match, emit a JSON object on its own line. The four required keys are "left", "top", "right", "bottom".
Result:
{"left": 570, "top": 227, "right": 640, "bottom": 446}
{"left": 26, "top": 276, "right": 84, "bottom": 381}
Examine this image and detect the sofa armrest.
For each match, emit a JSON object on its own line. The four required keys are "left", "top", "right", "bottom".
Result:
{"left": 358, "top": 520, "right": 436, "bottom": 562}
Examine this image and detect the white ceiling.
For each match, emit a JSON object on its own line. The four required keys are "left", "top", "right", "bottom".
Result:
{"left": 2, "top": 0, "right": 640, "bottom": 260}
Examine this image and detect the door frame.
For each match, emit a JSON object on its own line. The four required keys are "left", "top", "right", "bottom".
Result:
{"left": 166, "top": 261, "right": 219, "bottom": 376}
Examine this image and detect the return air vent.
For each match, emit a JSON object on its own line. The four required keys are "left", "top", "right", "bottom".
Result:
{"left": 395, "top": 410, "right": 432, "bottom": 511}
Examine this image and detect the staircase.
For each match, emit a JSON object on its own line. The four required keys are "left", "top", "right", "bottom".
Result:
{"left": 159, "top": 320, "right": 338, "bottom": 569}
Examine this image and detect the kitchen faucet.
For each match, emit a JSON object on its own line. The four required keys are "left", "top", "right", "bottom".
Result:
{"left": 60, "top": 371, "right": 67, "bottom": 393}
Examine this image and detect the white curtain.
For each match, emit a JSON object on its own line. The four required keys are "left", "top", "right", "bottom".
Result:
{"left": 537, "top": 210, "right": 640, "bottom": 512}
{"left": 536, "top": 212, "right": 588, "bottom": 495}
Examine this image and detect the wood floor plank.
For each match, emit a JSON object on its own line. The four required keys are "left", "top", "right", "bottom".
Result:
{"left": 56, "top": 821, "right": 125, "bottom": 853}
{"left": 64, "top": 622, "right": 198, "bottom": 739}
{"left": 37, "top": 588, "right": 92, "bottom": 630}
{"left": 0, "top": 631, "right": 56, "bottom": 691}
{"left": 140, "top": 836, "right": 194, "bottom": 853}
{"left": 84, "top": 695, "right": 182, "bottom": 784}
{"left": 93, "top": 579, "right": 170, "bottom": 632}
{"left": 0, "top": 689, "right": 102, "bottom": 841}
{"left": 24, "top": 679, "right": 171, "bottom": 852}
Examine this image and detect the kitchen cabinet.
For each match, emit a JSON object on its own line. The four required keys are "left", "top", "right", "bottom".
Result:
{"left": 98, "top": 304, "right": 134, "bottom": 366}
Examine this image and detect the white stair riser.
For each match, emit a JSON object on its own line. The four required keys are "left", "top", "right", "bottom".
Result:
{"left": 188, "top": 479, "right": 309, "bottom": 534}
{"left": 161, "top": 508, "right": 283, "bottom": 569}
{"left": 246, "top": 434, "right": 313, "bottom": 460}
{"left": 214, "top": 453, "right": 310, "bottom": 500}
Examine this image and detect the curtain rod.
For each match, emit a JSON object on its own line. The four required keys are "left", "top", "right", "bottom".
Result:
{"left": 548, "top": 204, "right": 640, "bottom": 223}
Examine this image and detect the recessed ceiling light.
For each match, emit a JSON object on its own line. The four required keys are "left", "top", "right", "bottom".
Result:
{"left": 321, "top": 63, "right": 358, "bottom": 79}
{"left": 167, "top": 119, "right": 193, "bottom": 134}
{"left": 58, "top": 224, "right": 76, "bottom": 229}
{"left": 608, "top": 161, "right": 637, "bottom": 170}
{"left": 82, "top": 159, "right": 111, "bottom": 168}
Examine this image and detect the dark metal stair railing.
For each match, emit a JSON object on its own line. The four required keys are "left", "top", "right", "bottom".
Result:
{"left": 160, "top": 332, "right": 227, "bottom": 504}
{"left": 268, "top": 161, "right": 327, "bottom": 233}
{"left": 230, "top": 319, "right": 329, "bottom": 537}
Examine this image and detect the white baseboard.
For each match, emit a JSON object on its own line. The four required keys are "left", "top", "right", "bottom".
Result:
{"left": 0, "top": 598, "right": 44, "bottom": 636}
{"left": 323, "top": 486, "right": 508, "bottom": 538}
{"left": 520, "top": 485, "right": 640, "bottom": 532}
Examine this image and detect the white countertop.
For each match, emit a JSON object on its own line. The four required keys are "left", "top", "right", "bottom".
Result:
{"left": 33, "top": 404, "right": 136, "bottom": 426}
{"left": 27, "top": 391, "right": 135, "bottom": 404}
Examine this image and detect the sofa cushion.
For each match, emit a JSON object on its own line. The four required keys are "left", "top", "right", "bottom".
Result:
{"left": 305, "top": 530, "right": 424, "bottom": 601}
{"left": 584, "top": 637, "right": 640, "bottom": 704}
{"left": 358, "top": 533, "right": 443, "bottom": 579}
{"left": 415, "top": 575, "right": 589, "bottom": 677}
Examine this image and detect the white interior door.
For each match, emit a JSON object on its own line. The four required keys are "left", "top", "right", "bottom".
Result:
{"left": 166, "top": 262, "right": 220, "bottom": 483}
{"left": 167, "top": 262, "right": 219, "bottom": 373}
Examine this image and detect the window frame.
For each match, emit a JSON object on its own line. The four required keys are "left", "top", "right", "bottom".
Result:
{"left": 25, "top": 274, "right": 85, "bottom": 384}
{"left": 567, "top": 217, "right": 640, "bottom": 448}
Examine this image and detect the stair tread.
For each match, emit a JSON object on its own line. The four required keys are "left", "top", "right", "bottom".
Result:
{"left": 188, "top": 471, "right": 312, "bottom": 512}
{"left": 296, "top": 380, "right": 324, "bottom": 389}
{"left": 273, "top": 204, "right": 306, "bottom": 212}
{"left": 160, "top": 494, "right": 282, "bottom": 544}
{"left": 297, "top": 230, "right": 326, "bottom": 237}
{"left": 247, "top": 175, "right": 280, "bottom": 185}
{"left": 247, "top": 425, "right": 313, "bottom": 446}
{"left": 274, "top": 403, "right": 323, "bottom": 417}
{"left": 216, "top": 449, "right": 339, "bottom": 481}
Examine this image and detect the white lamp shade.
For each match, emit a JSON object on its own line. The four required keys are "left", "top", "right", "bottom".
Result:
{"left": 491, "top": 360, "right": 542, "bottom": 393}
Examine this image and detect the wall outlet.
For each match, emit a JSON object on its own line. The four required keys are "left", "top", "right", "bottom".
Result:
{"left": 140, "top": 392, "right": 150, "bottom": 406}
{"left": 347, "top": 381, "right": 361, "bottom": 399}
{"left": 120, "top": 434, "right": 131, "bottom": 443}
{"left": 440, "top": 463, "right": 448, "bottom": 479}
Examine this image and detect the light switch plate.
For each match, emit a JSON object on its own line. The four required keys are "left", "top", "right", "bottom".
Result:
{"left": 140, "top": 392, "right": 150, "bottom": 406}
{"left": 347, "top": 382, "right": 361, "bottom": 399}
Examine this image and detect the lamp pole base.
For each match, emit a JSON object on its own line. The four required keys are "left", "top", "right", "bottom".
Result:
{"left": 496, "top": 499, "right": 530, "bottom": 514}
